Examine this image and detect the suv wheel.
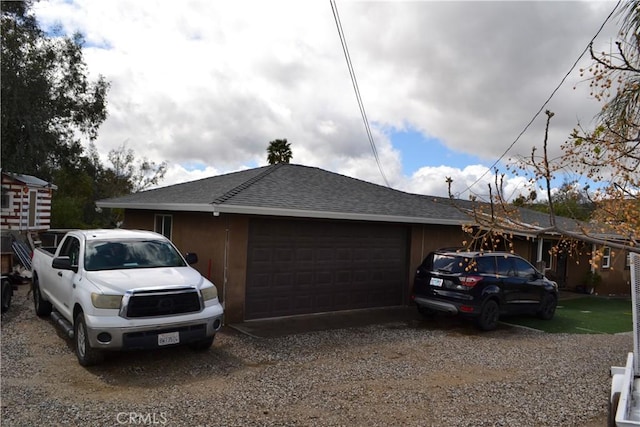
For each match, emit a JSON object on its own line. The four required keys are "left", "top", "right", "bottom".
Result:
{"left": 476, "top": 299, "right": 499, "bottom": 331}
{"left": 417, "top": 305, "right": 436, "bottom": 318}
{"left": 537, "top": 294, "right": 557, "bottom": 320}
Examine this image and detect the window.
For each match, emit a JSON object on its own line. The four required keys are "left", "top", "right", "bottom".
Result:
{"left": 601, "top": 247, "right": 611, "bottom": 269}
{"left": 59, "top": 237, "right": 80, "bottom": 267}
{"left": 513, "top": 258, "right": 537, "bottom": 278}
{"left": 430, "top": 254, "right": 466, "bottom": 273}
{"left": 475, "top": 256, "right": 497, "bottom": 275}
{"left": 496, "top": 256, "right": 515, "bottom": 277}
{"left": 155, "top": 214, "right": 172, "bottom": 239}
{"left": 1, "top": 188, "right": 11, "bottom": 210}
{"left": 85, "top": 239, "right": 186, "bottom": 271}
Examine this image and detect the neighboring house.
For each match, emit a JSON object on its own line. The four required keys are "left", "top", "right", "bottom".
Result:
{"left": 1, "top": 171, "right": 57, "bottom": 232}
{"left": 96, "top": 163, "right": 606, "bottom": 323}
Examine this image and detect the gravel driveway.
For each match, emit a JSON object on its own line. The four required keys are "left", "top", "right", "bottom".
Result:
{"left": 1, "top": 284, "right": 631, "bottom": 426}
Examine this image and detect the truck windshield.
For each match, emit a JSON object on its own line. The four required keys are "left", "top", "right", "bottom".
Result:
{"left": 84, "top": 240, "right": 187, "bottom": 271}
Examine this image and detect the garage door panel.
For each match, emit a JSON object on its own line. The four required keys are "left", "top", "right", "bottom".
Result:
{"left": 273, "top": 296, "right": 294, "bottom": 313}
{"left": 315, "top": 271, "right": 333, "bottom": 285}
{"left": 246, "top": 219, "right": 408, "bottom": 320}
{"left": 313, "top": 293, "right": 334, "bottom": 310}
{"left": 273, "top": 272, "right": 294, "bottom": 289}
{"left": 292, "top": 295, "right": 313, "bottom": 310}
{"left": 295, "top": 271, "right": 314, "bottom": 285}
{"left": 250, "top": 273, "right": 271, "bottom": 289}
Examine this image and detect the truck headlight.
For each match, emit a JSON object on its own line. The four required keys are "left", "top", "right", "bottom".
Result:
{"left": 91, "top": 293, "right": 123, "bottom": 309}
{"left": 201, "top": 286, "right": 218, "bottom": 301}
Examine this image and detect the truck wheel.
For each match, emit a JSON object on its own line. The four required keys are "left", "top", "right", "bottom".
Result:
{"left": 1, "top": 279, "right": 12, "bottom": 313}
{"left": 476, "top": 299, "right": 499, "bottom": 331}
{"left": 74, "top": 312, "right": 104, "bottom": 366}
{"left": 33, "top": 276, "right": 53, "bottom": 317}
{"left": 537, "top": 294, "right": 557, "bottom": 320}
{"left": 608, "top": 391, "right": 620, "bottom": 427}
{"left": 189, "top": 335, "right": 215, "bottom": 351}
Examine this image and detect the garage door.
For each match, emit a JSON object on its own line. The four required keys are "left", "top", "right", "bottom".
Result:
{"left": 245, "top": 218, "right": 408, "bottom": 320}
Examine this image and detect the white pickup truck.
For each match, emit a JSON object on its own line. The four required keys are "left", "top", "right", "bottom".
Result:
{"left": 31, "top": 229, "right": 224, "bottom": 366}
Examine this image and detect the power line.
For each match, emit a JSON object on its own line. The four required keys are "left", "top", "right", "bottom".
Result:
{"left": 459, "top": 0, "right": 622, "bottom": 198}
{"left": 330, "top": 0, "right": 390, "bottom": 187}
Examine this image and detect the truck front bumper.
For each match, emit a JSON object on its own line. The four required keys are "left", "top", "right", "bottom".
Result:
{"left": 84, "top": 303, "right": 224, "bottom": 350}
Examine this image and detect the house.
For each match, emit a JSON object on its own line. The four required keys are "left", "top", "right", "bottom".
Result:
{"left": 1, "top": 171, "right": 57, "bottom": 276}
{"left": 97, "top": 163, "right": 602, "bottom": 323}
{"left": 1, "top": 171, "right": 57, "bottom": 232}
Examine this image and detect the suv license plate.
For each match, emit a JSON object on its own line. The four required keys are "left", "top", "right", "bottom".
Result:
{"left": 430, "top": 277, "right": 443, "bottom": 287}
{"left": 158, "top": 331, "right": 180, "bottom": 346}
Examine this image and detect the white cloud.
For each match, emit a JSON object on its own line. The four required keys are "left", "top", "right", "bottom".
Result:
{"left": 160, "top": 164, "right": 223, "bottom": 189}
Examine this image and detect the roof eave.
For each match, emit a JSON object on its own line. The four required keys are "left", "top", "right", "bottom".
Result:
{"left": 95, "top": 201, "right": 217, "bottom": 212}
{"left": 216, "top": 204, "right": 469, "bottom": 225}
{"left": 95, "top": 201, "right": 468, "bottom": 226}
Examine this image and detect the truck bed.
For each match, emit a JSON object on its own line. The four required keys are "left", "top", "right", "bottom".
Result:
{"left": 35, "top": 246, "right": 57, "bottom": 256}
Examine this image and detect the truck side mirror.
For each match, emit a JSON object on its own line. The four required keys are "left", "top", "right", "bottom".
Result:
{"left": 52, "top": 256, "right": 78, "bottom": 273}
{"left": 184, "top": 253, "right": 198, "bottom": 265}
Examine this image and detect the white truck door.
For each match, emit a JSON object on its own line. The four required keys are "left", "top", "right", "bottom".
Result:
{"left": 51, "top": 236, "right": 81, "bottom": 320}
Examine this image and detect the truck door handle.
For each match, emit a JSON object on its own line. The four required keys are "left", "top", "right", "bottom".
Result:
{"left": 57, "top": 272, "right": 63, "bottom": 277}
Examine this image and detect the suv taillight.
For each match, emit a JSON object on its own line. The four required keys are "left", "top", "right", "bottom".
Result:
{"left": 459, "top": 276, "right": 483, "bottom": 287}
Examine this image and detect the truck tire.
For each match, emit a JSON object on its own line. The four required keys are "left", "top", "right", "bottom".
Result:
{"left": 609, "top": 391, "right": 620, "bottom": 427}
{"left": 33, "top": 276, "right": 53, "bottom": 317}
{"left": 476, "top": 299, "right": 499, "bottom": 331}
{"left": 74, "top": 312, "right": 104, "bottom": 366}
{"left": 189, "top": 335, "right": 215, "bottom": 351}
{"left": 1, "top": 279, "right": 12, "bottom": 313}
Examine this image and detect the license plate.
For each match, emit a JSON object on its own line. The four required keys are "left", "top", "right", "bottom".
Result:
{"left": 158, "top": 331, "right": 180, "bottom": 346}
{"left": 430, "top": 277, "right": 444, "bottom": 287}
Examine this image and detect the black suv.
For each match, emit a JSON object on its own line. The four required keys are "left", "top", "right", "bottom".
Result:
{"left": 411, "top": 250, "right": 558, "bottom": 331}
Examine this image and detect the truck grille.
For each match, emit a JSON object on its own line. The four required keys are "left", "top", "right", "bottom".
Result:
{"left": 122, "top": 287, "right": 202, "bottom": 318}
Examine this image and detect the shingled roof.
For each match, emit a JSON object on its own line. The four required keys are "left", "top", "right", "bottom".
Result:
{"left": 96, "top": 163, "right": 579, "bottom": 231}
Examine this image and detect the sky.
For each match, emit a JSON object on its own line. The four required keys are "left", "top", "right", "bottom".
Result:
{"left": 32, "top": 0, "right": 622, "bottom": 201}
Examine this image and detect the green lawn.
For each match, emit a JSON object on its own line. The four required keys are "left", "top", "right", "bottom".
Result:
{"left": 502, "top": 296, "right": 633, "bottom": 334}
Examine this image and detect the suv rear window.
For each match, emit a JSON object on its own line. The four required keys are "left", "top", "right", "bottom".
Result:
{"left": 426, "top": 253, "right": 497, "bottom": 275}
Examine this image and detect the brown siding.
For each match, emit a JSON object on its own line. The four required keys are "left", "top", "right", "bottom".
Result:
{"left": 408, "top": 224, "right": 467, "bottom": 295}
{"left": 512, "top": 239, "right": 534, "bottom": 262}
{"left": 599, "top": 250, "right": 632, "bottom": 295}
{"left": 564, "top": 246, "right": 591, "bottom": 292}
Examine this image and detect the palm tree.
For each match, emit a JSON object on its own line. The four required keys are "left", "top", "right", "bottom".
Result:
{"left": 266, "top": 139, "right": 292, "bottom": 164}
